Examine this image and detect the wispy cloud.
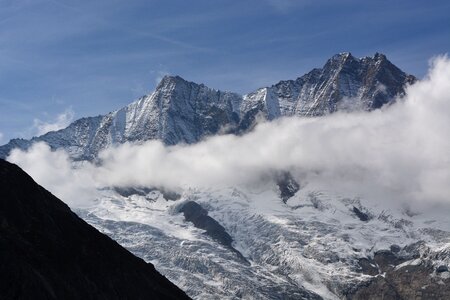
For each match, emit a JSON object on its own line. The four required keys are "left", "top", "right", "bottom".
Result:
{"left": 0, "top": 132, "right": 3, "bottom": 143}
{"left": 151, "top": 69, "right": 170, "bottom": 85}
{"left": 33, "top": 108, "right": 75, "bottom": 136}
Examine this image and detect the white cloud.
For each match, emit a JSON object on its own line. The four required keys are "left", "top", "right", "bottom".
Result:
{"left": 7, "top": 142, "right": 97, "bottom": 207}
{"left": 33, "top": 108, "right": 75, "bottom": 136}
{"left": 0, "top": 132, "right": 3, "bottom": 143}
{"left": 7, "top": 56, "right": 450, "bottom": 209}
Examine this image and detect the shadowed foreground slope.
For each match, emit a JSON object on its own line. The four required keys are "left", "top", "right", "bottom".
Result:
{"left": 0, "top": 159, "right": 190, "bottom": 300}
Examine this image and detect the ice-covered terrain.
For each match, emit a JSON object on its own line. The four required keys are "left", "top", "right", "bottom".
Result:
{"left": 76, "top": 182, "right": 450, "bottom": 299}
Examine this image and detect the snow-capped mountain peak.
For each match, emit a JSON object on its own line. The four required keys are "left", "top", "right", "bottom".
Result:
{"left": 0, "top": 53, "right": 415, "bottom": 160}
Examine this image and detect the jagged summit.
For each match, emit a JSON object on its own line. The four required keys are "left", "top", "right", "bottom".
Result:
{"left": 328, "top": 51, "right": 354, "bottom": 62}
{"left": 329, "top": 52, "right": 384, "bottom": 62}
{"left": 157, "top": 75, "right": 190, "bottom": 88}
{"left": 0, "top": 52, "right": 415, "bottom": 160}
{"left": 160, "top": 74, "right": 185, "bottom": 82}
{"left": 156, "top": 74, "right": 233, "bottom": 96}
{"left": 241, "top": 52, "right": 416, "bottom": 121}
{"left": 373, "top": 52, "right": 387, "bottom": 60}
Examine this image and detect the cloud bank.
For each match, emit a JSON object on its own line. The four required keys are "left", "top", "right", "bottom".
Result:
{"left": 8, "top": 56, "right": 450, "bottom": 208}
{"left": 8, "top": 143, "right": 98, "bottom": 207}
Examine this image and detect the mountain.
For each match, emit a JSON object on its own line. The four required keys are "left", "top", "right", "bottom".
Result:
{"left": 0, "top": 52, "right": 415, "bottom": 160}
{"left": 0, "top": 76, "right": 242, "bottom": 160}
{"left": 4, "top": 52, "right": 445, "bottom": 300}
{"left": 0, "top": 159, "right": 190, "bottom": 300}
{"left": 240, "top": 52, "right": 415, "bottom": 120}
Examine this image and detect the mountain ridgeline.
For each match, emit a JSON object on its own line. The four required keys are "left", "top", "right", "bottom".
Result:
{"left": 0, "top": 53, "right": 415, "bottom": 160}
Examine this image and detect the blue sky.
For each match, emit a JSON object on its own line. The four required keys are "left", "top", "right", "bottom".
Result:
{"left": 0, "top": 0, "right": 449, "bottom": 143}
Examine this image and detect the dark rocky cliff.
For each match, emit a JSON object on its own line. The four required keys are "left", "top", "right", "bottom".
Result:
{"left": 0, "top": 159, "right": 190, "bottom": 300}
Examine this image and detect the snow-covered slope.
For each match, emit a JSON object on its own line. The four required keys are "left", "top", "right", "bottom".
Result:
{"left": 77, "top": 182, "right": 450, "bottom": 299}
{"left": 0, "top": 53, "right": 414, "bottom": 160}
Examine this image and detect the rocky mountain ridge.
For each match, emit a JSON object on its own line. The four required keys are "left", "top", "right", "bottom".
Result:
{"left": 0, "top": 52, "right": 415, "bottom": 160}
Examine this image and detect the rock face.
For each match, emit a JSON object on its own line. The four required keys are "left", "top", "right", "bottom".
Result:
{"left": 349, "top": 246, "right": 450, "bottom": 299}
{"left": 179, "top": 201, "right": 234, "bottom": 248}
{"left": 350, "top": 264, "right": 450, "bottom": 300}
{"left": 0, "top": 159, "right": 190, "bottom": 300}
{"left": 275, "top": 171, "right": 300, "bottom": 203}
{"left": 0, "top": 53, "right": 415, "bottom": 160}
{"left": 178, "top": 201, "right": 248, "bottom": 263}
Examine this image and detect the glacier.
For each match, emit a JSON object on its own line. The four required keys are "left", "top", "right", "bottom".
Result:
{"left": 76, "top": 183, "right": 450, "bottom": 299}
